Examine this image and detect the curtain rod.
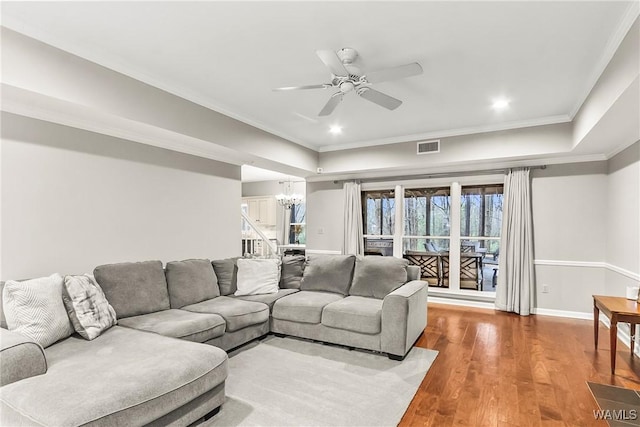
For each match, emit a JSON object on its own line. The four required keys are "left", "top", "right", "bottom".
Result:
{"left": 332, "top": 165, "right": 547, "bottom": 184}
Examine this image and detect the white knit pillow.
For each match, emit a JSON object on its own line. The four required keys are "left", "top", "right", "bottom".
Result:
{"left": 235, "top": 258, "right": 281, "bottom": 296}
{"left": 62, "top": 274, "right": 117, "bottom": 340}
{"left": 3, "top": 273, "right": 75, "bottom": 348}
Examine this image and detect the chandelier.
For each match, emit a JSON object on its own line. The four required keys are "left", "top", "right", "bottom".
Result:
{"left": 275, "top": 180, "right": 304, "bottom": 210}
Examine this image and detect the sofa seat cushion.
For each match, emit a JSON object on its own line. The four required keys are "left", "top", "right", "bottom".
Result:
{"left": 117, "top": 309, "right": 225, "bottom": 342}
{"left": 322, "top": 296, "right": 383, "bottom": 335}
{"left": 0, "top": 326, "right": 227, "bottom": 427}
{"left": 233, "top": 288, "right": 299, "bottom": 311}
{"left": 272, "top": 291, "right": 344, "bottom": 324}
{"left": 182, "top": 296, "right": 269, "bottom": 332}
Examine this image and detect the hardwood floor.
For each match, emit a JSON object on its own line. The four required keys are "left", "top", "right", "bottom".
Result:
{"left": 400, "top": 303, "right": 640, "bottom": 427}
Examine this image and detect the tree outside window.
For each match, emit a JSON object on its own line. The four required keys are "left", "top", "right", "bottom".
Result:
{"left": 362, "top": 190, "right": 395, "bottom": 255}
{"left": 404, "top": 187, "right": 451, "bottom": 252}
{"left": 460, "top": 185, "right": 503, "bottom": 256}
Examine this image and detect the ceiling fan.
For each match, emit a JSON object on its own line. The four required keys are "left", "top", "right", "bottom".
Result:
{"left": 273, "top": 48, "right": 423, "bottom": 116}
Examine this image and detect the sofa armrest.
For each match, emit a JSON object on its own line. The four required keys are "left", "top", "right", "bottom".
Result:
{"left": 0, "top": 328, "right": 47, "bottom": 386}
{"left": 381, "top": 280, "right": 428, "bottom": 359}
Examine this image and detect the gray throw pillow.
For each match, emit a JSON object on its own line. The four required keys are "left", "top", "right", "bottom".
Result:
{"left": 349, "top": 256, "right": 409, "bottom": 299}
{"left": 280, "top": 255, "right": 305, "bottom": 289}
{"left": 93, "top": 260, "right": 170, "bottom": 319}
{"left": 300, "top": 254, "right": 355, "bottom": 295}
{"left": 165, "top": 259, "right": 219, "bottom": 308}
{"left": 212, "top": 257, "right": 240, "bottom": 296}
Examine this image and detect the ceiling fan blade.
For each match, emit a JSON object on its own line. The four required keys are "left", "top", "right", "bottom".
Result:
{"left": 318, "top": 93, "right": 343, "bottom": 116}
{"left": 273, "top": 84, "right": 332, "bottom": 91}
{"left": 358, "top": 88, "right": 402, "bottom": 110}
{"left": 316, "top": 50, "right": 349, "bottom": 77}
{"left": 365, "top": 62, "right": 423, "bottom": 83}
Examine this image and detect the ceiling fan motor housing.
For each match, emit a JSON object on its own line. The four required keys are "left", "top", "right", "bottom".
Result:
{"left": 337, "top": 47, "right": 358, "bottom": 64}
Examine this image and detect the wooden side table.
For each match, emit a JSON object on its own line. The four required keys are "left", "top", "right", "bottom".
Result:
{"left": 593, "top": 295, "right": 640, "bottom": 374}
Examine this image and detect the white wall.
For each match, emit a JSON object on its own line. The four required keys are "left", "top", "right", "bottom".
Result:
{"left": 1, "top": 113, "right": 242, "bottom": 280}
{"left": 604, "top": 141, "right": 640, "bottom": 295}
{"left": 304, "top": 159, "right": 639, "bottom": 314}
{"left": 531, "top": 162, "right": 608, "bottom": 313}
{"left": 305, "top": 181, "right": 343, "bottom": 253}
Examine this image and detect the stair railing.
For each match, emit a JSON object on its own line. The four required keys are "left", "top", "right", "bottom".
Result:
{"left": 241, "top": 209, "right": 278, "bottom": 257}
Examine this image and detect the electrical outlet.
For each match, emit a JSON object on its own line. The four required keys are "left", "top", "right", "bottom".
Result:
{"left": 318, "top": 227, "right": 325, "bottom": 235}
{"left": 542, "top": 284, "right": 550, "bottom": 293}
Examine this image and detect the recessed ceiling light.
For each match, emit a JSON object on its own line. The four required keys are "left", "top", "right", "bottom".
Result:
{"left": 492, "top": 98, "right": 510, "bottom": 110}
{"left": 329, "top": 125, "right": 343, "bottom": 135}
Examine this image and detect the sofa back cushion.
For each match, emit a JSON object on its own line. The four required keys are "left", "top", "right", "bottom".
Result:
{"left": 94, "top": 260, "right": 170, "bottom": 318}
{"left": 280, "top": 255, "right": 305, "bottom": 289}
{"left": 165, "top": 259, "right": 220, "bottom": 308}
{"left": 300, "top": 254, "right": 355, "bottom": 295}
{"left": 211, "top": 257, "right": 240, "bottom": 296}
{"left": 349, "top": 256, "right": 409, "bottom": 299}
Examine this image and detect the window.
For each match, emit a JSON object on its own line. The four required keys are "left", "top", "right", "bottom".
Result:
{"left": 362, "top": 190, "right": 395, "bottom": 255}
{"left": 289, "top": 203, "right": 306, "bottom": 244}
{"left": 403, "top": 187, "right": 451, "bottom": 253}
{"left": 362, "top": 181, "right": 503, "bottom": 293}
{"left": 460, "top": 185, "right": 503, "bottom": 255}
{"left": 459, "top": 184, "right": 503, "bottom": 291}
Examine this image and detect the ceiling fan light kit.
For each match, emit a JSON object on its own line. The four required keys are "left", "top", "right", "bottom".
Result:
{"left": 274, "top": 47, "right": 423, "bottom": 116}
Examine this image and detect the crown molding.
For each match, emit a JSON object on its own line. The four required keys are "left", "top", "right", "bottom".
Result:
{"left": 306, "top": 153, "right": 607, "bottom": 183}
{"left": 605, "top": 137, "right": 640, "bottom": 160}
{"left": 2, "top": 3, "right": 634, "bottom": 158}
{"left": 1, "top": 83, "right": 250, "bottom": 167}
{"left": 0, "top": 19, "right": 319, "bottom": 152}
{"left": 317, "top": 115, "right": 571, "bottom": 153}
{"left": 568, "top": 1, "right": 640, "bottom": 120}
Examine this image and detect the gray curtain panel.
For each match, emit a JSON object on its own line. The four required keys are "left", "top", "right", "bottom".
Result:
{"left": 342, "top": 181, "right": 364, "bottom": 256}
{"left": 495, "top": 168, "right": 535, "bottom": 315}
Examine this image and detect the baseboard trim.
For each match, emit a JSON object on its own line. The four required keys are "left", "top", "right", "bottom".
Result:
{"left": 599, "top": 315, "right": 640, "bottom": 356}
{"left": 429, "top": 297, "right": 594, "bottom": 320}
{"left": 532, "top": 308, "right": 592, "bottom": 320}
{"left": 305, "top": 249, "right": 342, "bottom": 255}
{"left": 429, "top": 296, "right": 495, "bottom": 310}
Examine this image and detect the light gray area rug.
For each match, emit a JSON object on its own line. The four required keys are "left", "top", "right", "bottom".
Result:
{"left": 207, "top": 335, "right": 438, "bottom": 427}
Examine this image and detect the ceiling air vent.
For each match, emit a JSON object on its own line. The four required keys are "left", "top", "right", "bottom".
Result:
{"left": 416, "top": 140, "right": 440, "bottom": 155}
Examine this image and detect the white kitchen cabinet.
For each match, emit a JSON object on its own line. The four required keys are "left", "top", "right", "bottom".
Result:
{"left": 242, "top": 196, "right": 276, "bottom": 227}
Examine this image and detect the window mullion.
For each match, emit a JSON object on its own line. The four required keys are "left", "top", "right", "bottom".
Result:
{"left": 393, "top": 185, "right": 403, "bottom": 258}
{"left": 449, "top": 182, "right": 461, "bottom": 291}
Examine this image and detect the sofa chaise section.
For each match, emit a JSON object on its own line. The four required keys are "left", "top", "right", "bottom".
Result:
{"left": 0, "top": 326, "right": 228, "bottom": 427}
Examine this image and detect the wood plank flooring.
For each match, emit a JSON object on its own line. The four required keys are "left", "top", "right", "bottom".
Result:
{"left": 400, "top": 303, "right": 640, "bottom": 427}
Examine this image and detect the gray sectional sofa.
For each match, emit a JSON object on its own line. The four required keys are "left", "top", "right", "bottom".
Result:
{"left": 0, "top": 254, "right": 428, "bottom": 426}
